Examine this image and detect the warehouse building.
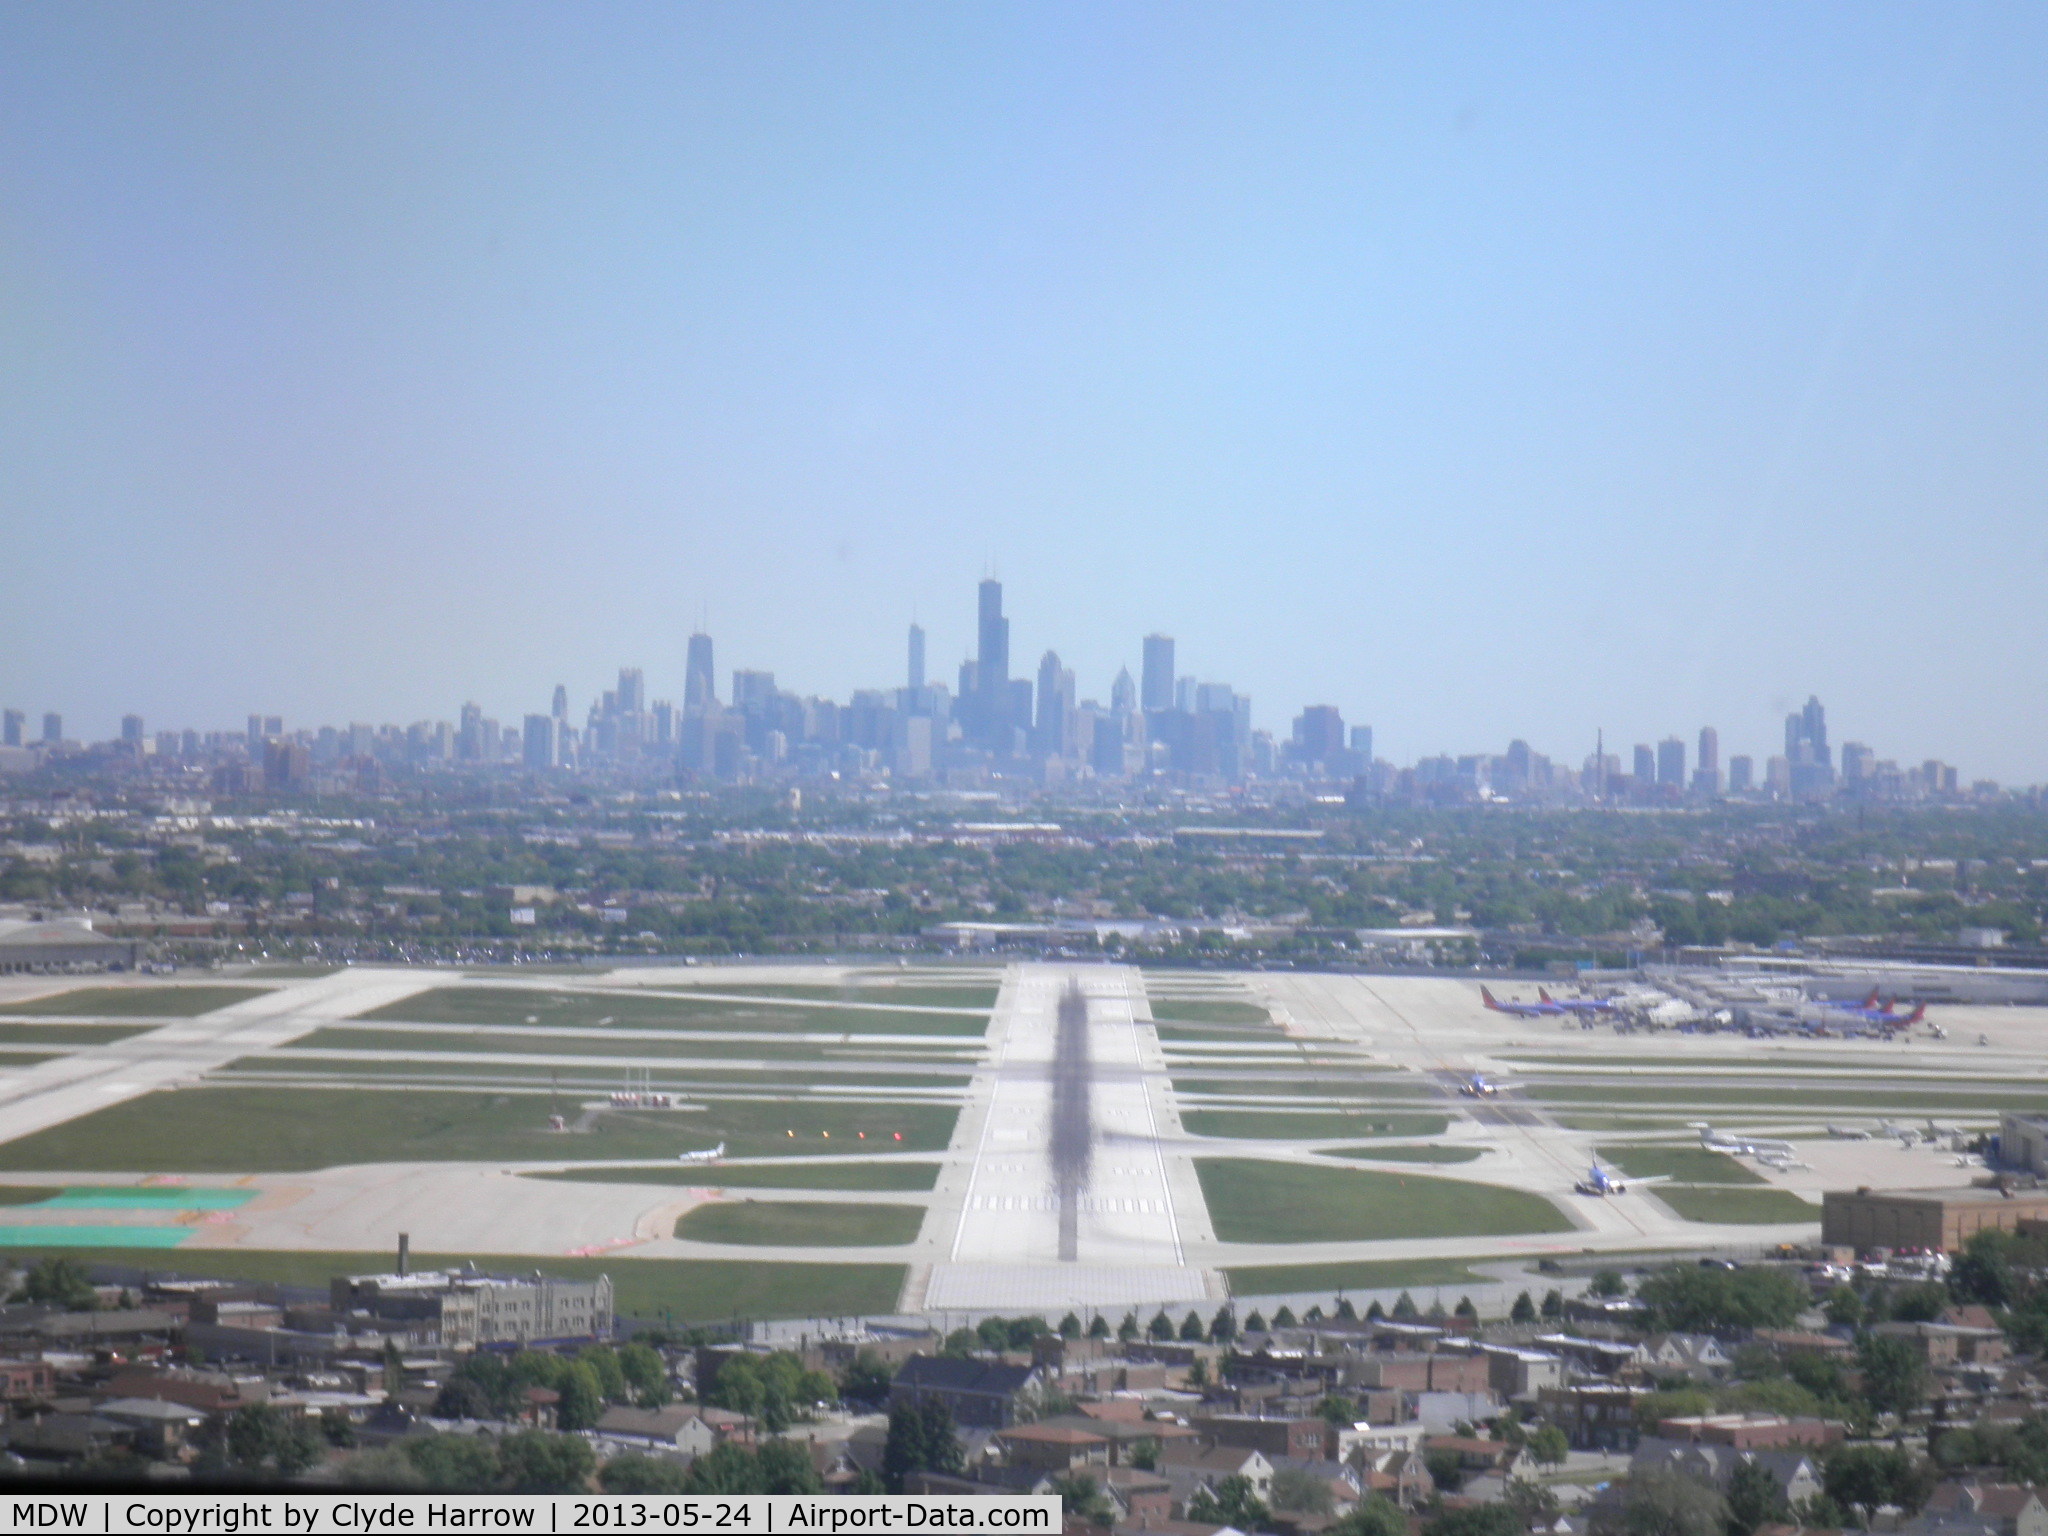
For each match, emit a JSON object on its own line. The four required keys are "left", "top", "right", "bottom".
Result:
{"left": 1821, "top": 1185, "right": 2048, "bottom": 1252}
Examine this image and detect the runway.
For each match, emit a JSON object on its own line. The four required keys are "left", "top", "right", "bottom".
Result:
{"left": 913, "top": 964, "right": 1220, "bottom": 1312}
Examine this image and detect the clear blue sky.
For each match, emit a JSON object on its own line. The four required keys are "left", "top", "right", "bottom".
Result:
{"left": 4, "top": 3, "right": 2045, "bottom": 778}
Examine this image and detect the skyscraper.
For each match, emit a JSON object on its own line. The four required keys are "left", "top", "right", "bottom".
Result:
{"left": 977, "top": 580, "right": 1010, "bottom": 744}
{"left": 1657, "top": 737, "right": 1685, "bottom": 787}
{"left": 42, "top": 713, "right": 60, "bottom": 745}
{"left": 523, "top": 714, "right": 557, "bottom": 770}
{"left": 1, "top": 710, "right": 21, "bottom": 747}
{"left": 1035, "top": 651, "right": 1074, "bottom": 757}
{"left": 684, "top": 633, "right": 716, "bottom": 714}
{"left": 616, "top": 667, "right": 644, "bottom": 716}
{"left": 552, "top": 685, "right": 568, "bottom": 721}
{"left": 1141, "top": 635, "right": 1175, "bottom": 713}
{"left": 1633, "top": 744, "right": 1655, "bottom": 783}
{"left": 907, "top": 623, "right": 926, "bottom": 692}
{"left": 1694, "top": 726, "right": 1721, "bottom": 796}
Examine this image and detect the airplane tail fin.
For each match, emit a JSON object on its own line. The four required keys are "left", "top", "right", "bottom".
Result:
{"left": 1539, "top": 988, "right": 1555, "bottom": 1004}
{"left": 1863, "top": 987, "right": 1881, "bottom": 1009}
{"left": 1904, "top": 1004, "right": 1926, "bottom": 1026}
{"left": 1481, "top": 987, "right": 1500, "bottom": 1010}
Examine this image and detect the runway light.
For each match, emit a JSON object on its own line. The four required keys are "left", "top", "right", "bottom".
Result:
{"left": 893, "top": 1132, "right": 902, "bottom": 1141}
{"left": 787, "top": 1130, "right": 794, "bottom": 1137}
{"left": 858, "top": 1131, "right": 866, "bottom": 1139}
{"left": 822, "top": 1131, "right": 830, "bottom": 1138}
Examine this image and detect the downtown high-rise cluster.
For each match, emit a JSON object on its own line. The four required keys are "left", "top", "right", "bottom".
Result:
{"left": 0, "top": 578, "right": 1987, "bottom": 804}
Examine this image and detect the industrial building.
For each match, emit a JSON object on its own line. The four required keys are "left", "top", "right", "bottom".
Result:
{"left": 0, "top": 918, "right": 139, "bottom": 974}
{"left": 1820, "top": 1185, "right": 2048, "bottom": 1252}
{"left": 332, "top": 1261, "right": 613, "bottom": 1348}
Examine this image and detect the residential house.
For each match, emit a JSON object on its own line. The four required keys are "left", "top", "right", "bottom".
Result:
{"left": 1156, "top": 1444, "right": 1275, "bottom": 1510}
{"left": 593, "top": 1404, "right": 722, "bottom": 1459}
{"left": 999, "top": 1422, "right": 1111, "bottom": 1477}
{"left": 1637, "top": 1334, "right": 1733, "bottom": 1381}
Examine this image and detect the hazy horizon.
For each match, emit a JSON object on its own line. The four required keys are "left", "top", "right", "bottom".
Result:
{"left": 5, "top": 4, "right": 2047, "bottom": 778}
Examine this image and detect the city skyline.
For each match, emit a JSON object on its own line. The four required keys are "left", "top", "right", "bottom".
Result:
{"left": 0, "top": 576, "right": 1994, "bottom": 797}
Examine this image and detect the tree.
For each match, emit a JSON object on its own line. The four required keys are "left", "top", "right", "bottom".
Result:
{"left": 839, "top": 1350, "right": 894, "bottom": 1407}
{"left": 1087, "top": 1314, "right": 1111, "bottom": 1340}
{"left": 580, "top": 1345, "right": 629, "bottom": 1403}
{"left": 498, "top": 1430, "right": 596, "bottom": 1493}
{"left": 1856, "top": 1334, "right": 1929, "bottom": 1420}
{"left": 1117, "top": 1312, "right": 1139, "bottom": 1342}
{"left": 1058, "top": 1312, "right": 1082, "bottom": 1338}
{"left": 1189, "top": 1474, "right": 1267, "bottom": 1529}
{"left": 1725, "top": 1459, "right": 1790, "bottom": 1536}
{"left": 1617, "top": 1467, "right": 1728, "bottom": 1536}
{"left": 1130, "top": 1437, "right": 1160, "bottom": 1472}
{"left": 1590, "top": 1270, "right": 1627, "bottom": 1298}
{"left": 1888, "top": 1282, "right": 1949, "bottom": 1324}
{"left": 1180, "top": 1310, "right": 1206, "bottom": 1341}
{"left": 1425, "top": 1505, "right": 1526, "bottom": 1536}
{"left": 1454, "top": 1296, "right": 1479, "bottom": 1323}
{"left": 755, "top": 1438, "right": 825, "bottom": 1495}
{"left": 1148, "top": 1309, "right": 1175, "bottom": 1341}
{"left": 685, "top": 1443, "right": 769, "bottom": 1495}
{"left": 1823, "top": 1443, "right": 1931, "bottom": 1516}
{"left": 1424, "top": 1446, "right": 1467, "bottom": 1493}
{"left": 1244, "top": 1309, "right": 1268, "bottom": 1334}
{"left": 1273, "top": 1305, "right": 1298, "bottom": 1328}
{"left": 1272, "top": 1466, "right": 1336, "bottom": 1515}
{"left": 1821, "top": 1286, "right": 1864, "bottom": 1329}
{"left": 1506, "top": 1478, "right": 1563, "bottom": 1529}
{"left": 1210, "top": 1305, "right": 1237, "bottom": 1342}
{"left": 1321, "top": 1393, "right": 1358, "bottom": 1427}
{"left": 1527, "top": 1424, "right": 1569, "bottom": 1466}
{"left": 1511, "top": 1291, "right": 1537, "bottom": 1324}
{"left": 1054, "top": 1471, "right": 1116, "bottom": 1524}
{"left": 617, "top": 1342, "right": 671, "bottom": 1407}
{"left": 1332, "top": 1496, "right": 1408, "bottom": 1536}
{"left": 19, "top": 1257, "right": 96, "bottom": 1311}
{"left": 883, "top": 1403, "right": 927, "bottom": 1492}
{"left": 556, "top": 1361, "right": 606, "bottom": 1432}
{"left": 1392, "top": 1291, "right": 1418, "bottom": 1321}
{"left": 1338, "top": 1296, "right": 1358, "bottom": 1321}
{"left": 402, "top": 1432, "right": 505, "bottom": 1490}
{"left": 1635, "top": 1267, "right": 1806, "bottom": 1333}
{"left": 601, "top": 1453, "right": 691, "bottom": 1494}
{"left": 1950, "top": 1228, "right": 2016, "bottom": 1307}
{"left": 1541, "top": 1289, "right": 1565, "bottom": 1321}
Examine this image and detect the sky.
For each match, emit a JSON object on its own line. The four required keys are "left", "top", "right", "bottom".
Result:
{"left": 3, "top": 3, "right": 2046, "bottom": 779}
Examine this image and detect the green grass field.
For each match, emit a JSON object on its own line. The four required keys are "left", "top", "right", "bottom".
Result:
{"left": 356, "top": 987, "right": 986, "bottom": 1036}
{"left": 0, "top": 1087, "right": 959, "bottom": 1172}
{"left": 292, "top": 1027, "right": 972, "bottom": 1064}
{"left": 1654, "top": 1186, "right": 1821, "bottom": 1225}
{"left": 1226, "top": 1257, "right": 1490, "bottom": 1296}
{"left": 1174, "top": 1077, "right": 1434, "bottom": 1100}
{"left": 0, "top": 986, "right": 270, "bottom": 1018}
{"left": 27, "top": 1248, "right": 905, "bottom": 1322}
{"left": 1595, "top": 1145, "right": 1764, "bottom": 1184}
{"left": 531, "top": 1161, "right": 942, "bottom": 1192}
{"left": 1197, "top": 1158, "right": 1572, "bottom": 1243}
{"left": 1319, "top": 1144, "right": 1484, "bottom": 1164}
{"left": 1181, "top": 1110, "right": 1451, "bottom": 1140}
{"left": 1147, "top": 1000, "right": 1269, "bottom": 1026}
{"left": 288, "top": 1028, "right": 971, "bottom": 1076}
{"left": 1532, "top": 1083, "right": 2043, "bottom": 1112}
{"left": 675, "top": 1200, "right": 925, "bottom": 1247}
{"left": 696, "top": 984, "right": 1000, "bottom": 1010}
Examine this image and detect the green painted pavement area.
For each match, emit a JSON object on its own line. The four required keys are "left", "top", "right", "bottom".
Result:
{"left": 0, "top": 1227, "right": 191, "bottom": 1248}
